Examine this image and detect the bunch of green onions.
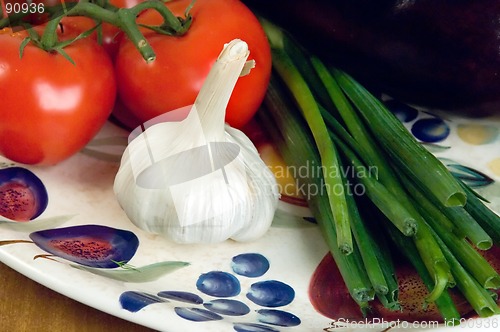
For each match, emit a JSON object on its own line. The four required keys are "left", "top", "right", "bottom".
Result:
{"left": 258, "top": 20, "right": 500, "bottom": 323}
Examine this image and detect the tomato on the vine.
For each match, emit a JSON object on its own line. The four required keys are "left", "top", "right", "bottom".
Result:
{"left": 0, "top": 28, "right": 116, "bottom": 165}
{"left": 114, "top": 0, "right": 272, "bottom": 129}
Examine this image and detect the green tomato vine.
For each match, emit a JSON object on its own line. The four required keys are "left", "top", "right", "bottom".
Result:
{"left": 0, "top": 0, "right": 194, "bottom": 63}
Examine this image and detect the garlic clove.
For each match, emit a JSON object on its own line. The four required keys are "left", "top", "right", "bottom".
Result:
{"left": 224, "top": 126, "right": 280, "bottom": 242}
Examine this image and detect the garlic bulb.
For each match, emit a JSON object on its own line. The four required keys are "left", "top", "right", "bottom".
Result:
{"left": 113, "top": 39, "right": 280, "bottom": 244}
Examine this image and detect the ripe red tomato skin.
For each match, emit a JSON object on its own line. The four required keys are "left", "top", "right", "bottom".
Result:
{"left": 0, "top": 29, "right": 116, "bottom": 165}
{"left": 114, "top": 0, "right": 271, "bottom": 129}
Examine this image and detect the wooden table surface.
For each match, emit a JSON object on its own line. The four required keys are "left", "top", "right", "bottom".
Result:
{"left": 0, "top": 262, "right": 156, "bottom": 332}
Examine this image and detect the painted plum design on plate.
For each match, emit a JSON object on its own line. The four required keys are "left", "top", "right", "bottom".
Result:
{"left": 120, "top": 252, "right": 301, "bottom": 331}
{"left": 0, "top": 166, "right": 48, "bottom": 221}
{"left": 30, "top": 225, "right": 139, "bottom": 268}
{"left": 2, "top": 222, "right": 187, "bottom": 282}
{"left": 0, "top": 166, "right": 74, "bottom": 230}
{"left": 0, "top": 166, "right": 188, "bottom": 282}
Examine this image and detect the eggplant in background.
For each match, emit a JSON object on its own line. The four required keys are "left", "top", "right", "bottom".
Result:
{"left": 243, "top": 0, "right": 500, "bottom": 117}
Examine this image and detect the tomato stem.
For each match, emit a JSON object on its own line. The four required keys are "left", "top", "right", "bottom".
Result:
{"left": 1, "top": 0, "right": 193, "bottom": 63}
{"left": 67, "top": 1, "right": 157, "bottom": 62}
{"left": 115, "top": 8, "right": 156, "bottom": 62}
{"left": 40, "top": 16, "right": 64, "bottom": 49}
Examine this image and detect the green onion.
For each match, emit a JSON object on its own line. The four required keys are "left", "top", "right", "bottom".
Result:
{"left": 265, "top": 22, "right": 352, "bottom": 254}
{"left": 327, "top": 126, "right": 451, "bottom": 302}
{"left": 332, "top": 69, "right": 466, "bottom": 208}
{"left": 399, "top": 172, "right": 492, "bottom": 250}
{"left": 441, "top": 206, "right": 492, "bottom": 250}
{"left": 425, "top": 215, "right": 500, "bottom": 290}
{"left": 356, "top": 201, "right": 400, "bottom": 310}
{"left": 384, "top": 218, "right": 461, "bottom": 323}
{"left": 312, "top": 57, "right": 384, "bottom": 174}
{"left": 310, "top": 58, "right": 454, "bottom": 303}
{"left": 346, "top": 188, "right": 389, "bottom": 296}
{"left": 325, "top": 104, "right": 453, "bottom": 303}
{"left": 259, "top": 17, "right": 500, "bottom": 322}
{"left": 407, "top": 178, "right": 500, "bottom": 289}
{"left": 330, "top": 132, "right": 417, "bottom": 236}
{"left": 431, "top": 228, "right": 500, "bottom": 317}
{"left": 461, "top": 182, "right": 500, "bottom": 245}
{"left": 310, "top": 57, "right": 452, "bottom": 304}
{"left": 320, "top": 106, "right": 377, "bottom": 172}
{"left": 260, "top": 75, "right": 374, "bottom": 304}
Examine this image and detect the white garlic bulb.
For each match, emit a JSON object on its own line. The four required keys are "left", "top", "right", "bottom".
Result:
{"left": 113, "top": 39, "right": 280, "bottom": 244}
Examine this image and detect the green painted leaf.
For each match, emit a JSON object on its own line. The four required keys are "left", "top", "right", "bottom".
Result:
{"left": 71, "top": 261, "right": 190, "bottom": 283}
{"left": 439, "top": 158, "right": 494, "bottom": 188}
{"left": 0, "top": 215, "right": 75, "bottom": 232}
{"left": 421, "top": 142, "right": 451, "bottom": 153}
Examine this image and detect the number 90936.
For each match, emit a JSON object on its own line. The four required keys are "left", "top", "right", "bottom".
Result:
{"left": 3, "top": 0, "right": 45, "bottom": 15}
{"left": 0, "top": 0, "right": 77, "bottom": 31}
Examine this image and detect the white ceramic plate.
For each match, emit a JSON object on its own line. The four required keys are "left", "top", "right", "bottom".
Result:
{"left": 0, "top": 110, "right": 499, "bottom": 332}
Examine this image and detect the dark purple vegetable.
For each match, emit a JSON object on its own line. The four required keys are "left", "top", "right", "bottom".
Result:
{"left": 243, "top": 0, "right": 500, "bottom": 117}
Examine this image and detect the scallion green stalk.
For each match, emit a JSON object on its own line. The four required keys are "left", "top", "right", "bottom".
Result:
{"left": 265, "top": 23, "right": 352, "bottom": 254}
{"left": 441, "top": 206, "right": 492, "bottom": 250}
{"left": 312, "top": 57, "right": 384, "bottom": 173}
{"left": 310, "top": 57, "right": 454, "bottom": 302}
{"left": 327, "top": 130, "right": 416, "bottom": 236}
{"left": 461, "top": 182, "right": 500, "bottom": 245}
{"left": 332, "top": 69, "right": 466, "bottom": 208}
{"left": 407, "top": 178, "right": 500, "bottom": 289}
{"left": 260, "top": 75, "right": 375, "bottom": 304}
{"left": 327, "top": 123, "right": 451, "bottom": 303}
{"left": 384, "top": 218, "right": 461, "bottom": 323}
{"left": 259, "top": 16, "right": 500, "bottom": 322}
{"left": 431, "top": 228, "right": 500, "bottom": 317}
{"left": 346, "top": 188, "right": 389, "bottom": 296}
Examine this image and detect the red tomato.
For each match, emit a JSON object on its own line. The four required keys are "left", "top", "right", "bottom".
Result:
{"left": 114, "top": 0, "right": 271, "bottom": 129}
{"left": 0, "top": 28, "right": 116, "bottom": 165}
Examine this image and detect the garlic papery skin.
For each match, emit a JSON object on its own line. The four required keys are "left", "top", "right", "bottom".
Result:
{"left": 113, "top": 39, "right": 279, "bottom": 244}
